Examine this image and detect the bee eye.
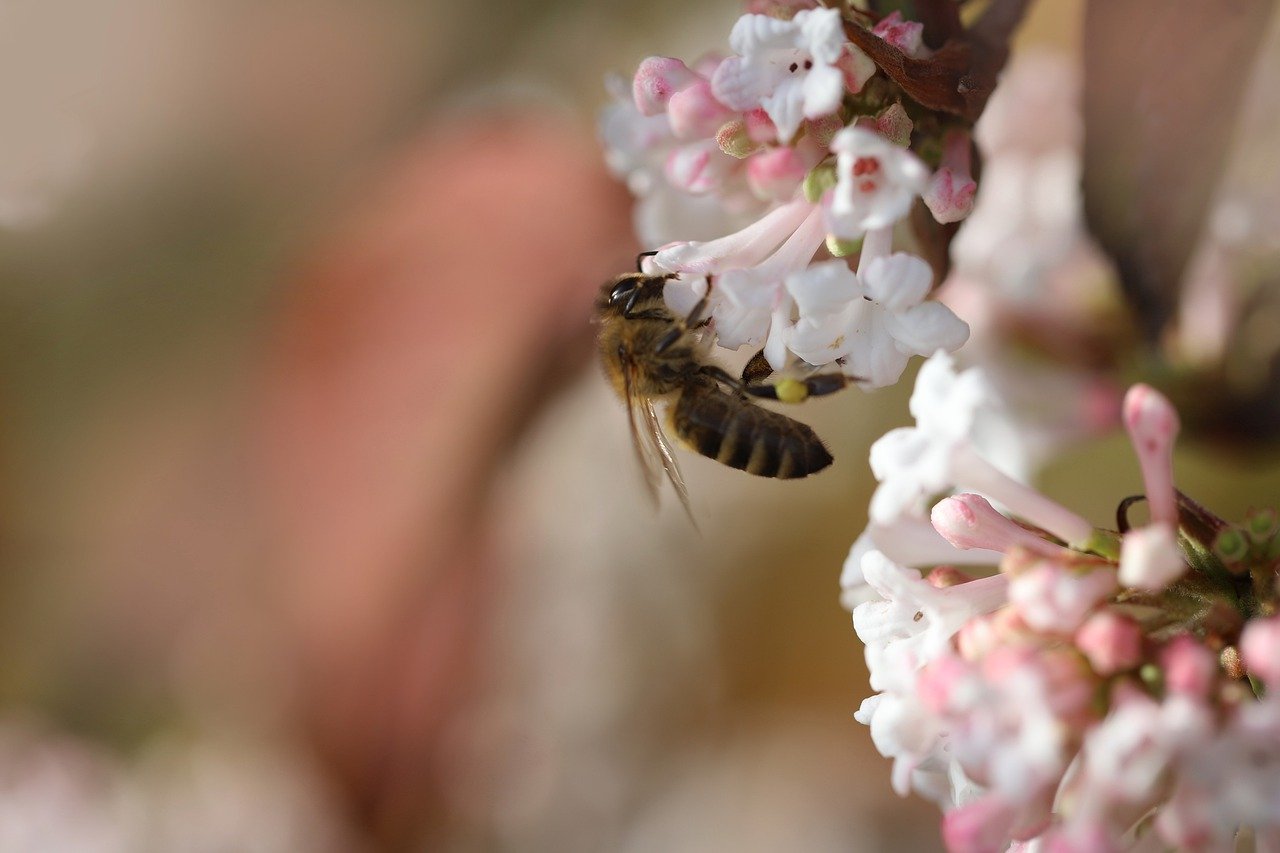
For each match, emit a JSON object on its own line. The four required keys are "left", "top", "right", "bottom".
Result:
{"left": 609, "top": 280, "right": 636, "bottom": 304}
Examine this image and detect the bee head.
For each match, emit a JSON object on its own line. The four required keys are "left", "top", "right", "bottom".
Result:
{"left": 606, "top": 274, "right": 643, "bottom": 305}
{"left": 598, "top": 272, "right": 669, "bottom": 316}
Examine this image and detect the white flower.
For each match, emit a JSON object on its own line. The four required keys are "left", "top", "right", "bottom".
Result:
{"left": 711, "top": 8, "right": 848, "bottom": 142}
{"left": 658, "top": 203, "right": 828, "bottom": 368}
{"left": 825, "top": 126, "right": 928, "bottom": 237}
{"left": 599, "top": 75, "right": 755, "bottom": 246}
{"left": 841, "top": 517, "right": 1003, "bottom": 611}
{"left": 867, "top": 351, "right": 994, "bottom": 523}
{"left": 854, "top": 551, "right": 1008, "bottom": 692}
{"left": 786, "top": 254, "right": 969, "bottom": 385}
{"left": 867, "top": 352, "right": 1096, "bottom": 547}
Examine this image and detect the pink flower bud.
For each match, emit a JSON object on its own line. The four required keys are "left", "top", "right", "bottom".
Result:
{"left": 667, "top": 79, "right": 735, "bottom": 140}
{"left": 1122, "top": 384, "right": 1181, "bottom": 528}
{"left": 1075, "top": 611, "right": 1143, "bottom": 675}
{"left": 1118, "top": 523, "right": 1184, "bottom": 591}
{"left": 1035, "top": 647, "right": 1097, "bottom": 726}
{"left": 633, "top": 56, "right": 699, "bottom": 116}
{"left": 926, "top": 566, "right": 973, "bottom": 588}
{"left": 942, "top": 794, "right": 1016, "bottom": 853}
{"left": 957, "top": 609, "right": 1029, "bottom": 661}
{"left": 664, "top": 142, "right": 732, "bottom": 194}
{"left": 1009, "top": 561, "right": 1117, "bottom": 635}
{"left": 1241, "top": 615, "right": 1280, "bottom": 687}
{"left": 931, "top": 493, "right": 1067, "bottom": 558}
{"left": 743, "top": 108, "right": 777, "bottom": 144}
{"left": 836, "top": 45, "right": 877, "bottom": 94}
{"left": 924, "top": 130, "right": 976, "bottom": 224}
{"left": 746, "top": 146, "right": 808, "bottom": 201}
{"left": 874, "top": 103, "right": 913, "bottom": 147}
{"left": 689, "top": 51, "right": 725, "bottom": 80}
{"left": 1161, "top": 635, "right": 1218, "bottom": 698}
{"left": 872, "top": 11, "right": 929, "bottom": 59}
{"left": 804, "top": 114, "right": 844, "bottom": 149}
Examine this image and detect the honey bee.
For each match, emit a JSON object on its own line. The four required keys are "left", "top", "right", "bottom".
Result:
{"left": 596, "top": 254, "right": 851, "bottom": 516}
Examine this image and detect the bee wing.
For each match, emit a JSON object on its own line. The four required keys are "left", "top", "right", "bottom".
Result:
{"left": 624, "top": 398, "right": 663, "bottom": 507}
{"left": 641, "top": 398, "right": 695, "bottom": 524}
{"left": 621, "top": 362, "right": 664, "bottom": 504}
{"left": 620, "top": 364, "right": 696, "bottom": 524}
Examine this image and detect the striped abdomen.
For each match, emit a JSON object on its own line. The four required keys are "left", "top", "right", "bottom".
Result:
{"left": 670, "top": 379, "right": 833, "bottom": 479}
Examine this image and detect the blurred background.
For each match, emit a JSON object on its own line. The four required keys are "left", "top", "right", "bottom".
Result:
{"left": 1, "top": 0, "right": 1279, "bottom": 850}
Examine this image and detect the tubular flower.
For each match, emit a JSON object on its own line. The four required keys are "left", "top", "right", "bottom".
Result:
{"left": 601, "top": 3, "right": 974, "bottom": 385}
{"left": 849, "top": 367, "right": 1280, "bottom": 851}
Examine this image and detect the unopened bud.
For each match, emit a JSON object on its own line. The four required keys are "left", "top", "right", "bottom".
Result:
{"left": 1247, "top": 508, "right": 1278, "bottom": 541}
{"left": 1241, "top": 616, "right": 1280, "bottom": 688}
{"left": 931, "top": 493, "right": 1066, "bottom": 558}
{"left": 874, "top": 103, "right": 913, "bottom": 147}
{"left": 926, "top": 566, "right": 972, "bottom": 588}
{"left": 1214, "top": 527, "right": 1248, "bottom": 564}
{"left": 923, "top": 129, "right": 976, "bottom": 224}
{"left": 743, "top": 108, "right": 777, "bottom": 144}
{"left": 804, "top": 114, "right": 844, "bottom": 149}
{"left": 836, "top": 44, "right": 877, "bottom": 94}
{"left": 633, "top": 56, "right": 699, "bottom": 116}
{"left": 1122, "top": 385, "right": 1181, "bottom": 528}
{"left": 1075, "top": 611, "right": 1143, "bottom": 675}
{"left": 668, "top": 79, "right": 735, "bottom": 140}
{"left": 1220, "top": 645, "right": 1244, "bottom": 681}
{"left": 825, "top": 234, "right": 861, "bottom": 258}
{"left": 1118, "top": 523, "right": 1185, "bottom": 592}
{"left": 716, "top": 120, "right": 760, "bottom": 159}
{"left": 803, "top": 163, "right": 837, "bottom": 203}
{"left": 1162, "top": 635, "right": 1217, "bottom": 698}
{"left": 747, "top": 146, "right": 808, "bottom": 201}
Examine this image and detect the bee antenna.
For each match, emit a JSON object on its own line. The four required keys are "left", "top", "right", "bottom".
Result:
{"left": 635, "top": 250, "right": 660, "bottom": 273}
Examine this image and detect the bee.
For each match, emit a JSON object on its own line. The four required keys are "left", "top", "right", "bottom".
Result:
{"left": 596, "top": 253, "right": 851, "bottom": 516}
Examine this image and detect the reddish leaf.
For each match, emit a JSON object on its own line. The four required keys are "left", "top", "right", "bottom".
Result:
{"left": 845, "top": 0, "right": 1033, "bottom": 122}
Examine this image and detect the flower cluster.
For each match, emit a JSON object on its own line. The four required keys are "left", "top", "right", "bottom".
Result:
{"left": 848, "top": 352, "right": 1280, "bottom": 851}
{"left": 600, "top": 4, "right": 972, "bottom": 388}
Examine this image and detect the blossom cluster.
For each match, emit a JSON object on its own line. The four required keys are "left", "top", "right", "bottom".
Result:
{"left": 848, "top": 351, "right": 1280, "bottom": 852}
{"left": 600, "top": 4, "right": 972, "bottom": 389}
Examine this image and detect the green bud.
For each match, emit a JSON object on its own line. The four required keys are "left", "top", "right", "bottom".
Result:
{"left": 915, "top": 135, "right": 944, "bottom": 168}
{"left": 826, "top": 234, "right": 862, "bottom": 258}
{"left": 803, "top": 163, "right": 837, "bottom": 203}
{"left": 1247, "top": 508, "right": 1278, "bottom": 541}
{"left": 1139, "top": 663, "right": 1163, "bottom": 693}
{"left": 1215, "top": 527, "right": 1249, "bottom": 563}
{"left": 716, "top": 119, "right": 759, "bottom": 159}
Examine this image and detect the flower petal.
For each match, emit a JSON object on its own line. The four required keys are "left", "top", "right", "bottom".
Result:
{"left": 785, "top": 259, "right": 860, "bottom": 317}
{"left": 862, "top": 252, "right": 933, "bottom": 308}
{"left": 885, "top": 302, "right": 971, "bottom": 355}
{"left": 802, "top": 63, "right": 844, "bottom": 119}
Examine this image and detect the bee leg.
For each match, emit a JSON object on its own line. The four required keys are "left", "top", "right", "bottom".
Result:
{"left": 654, "top": 325, "right": 683, "bottom": 354}
{"left": 635, "top": 250, "right": 660, "bottom": 272}
{"left": 744, "top": 372, "right": 853, "bottom": 404}
{"left": 741, "top": 349, "right": 773, "bottom": 384}
{"left": 697, "top": 364, "right": 746, "bottom": 393}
